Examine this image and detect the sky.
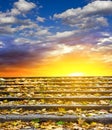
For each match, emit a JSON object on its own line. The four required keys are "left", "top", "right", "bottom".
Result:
{"left": 0, "top": 0, "right": 112, "bottom": 77}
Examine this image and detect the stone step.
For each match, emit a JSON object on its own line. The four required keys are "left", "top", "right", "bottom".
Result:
{"left": 0, "top": 114, "right": 112, "bottom": 124}
{"left": 0, "top": 104, "right": 112, "bottom": 110}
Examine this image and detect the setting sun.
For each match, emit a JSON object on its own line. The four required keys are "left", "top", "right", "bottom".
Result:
{"left": 68, "top": 72, "right": 85, "bottom": 76}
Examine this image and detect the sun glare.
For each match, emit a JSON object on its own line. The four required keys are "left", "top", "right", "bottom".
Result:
{"left": 68, "top": 72, "right": 85, "bottom": 76}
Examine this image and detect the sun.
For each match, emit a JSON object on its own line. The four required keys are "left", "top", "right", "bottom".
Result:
{"left": 68, "top": 72, "right": 85, "bottom": 76}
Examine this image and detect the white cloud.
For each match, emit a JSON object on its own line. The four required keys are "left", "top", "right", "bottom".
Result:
{"left": 49, "top": 30, "right": 75, "bottom": 39}
{"left": 0, "top": 18, "right": 39, "bottom": 34}
{"left": 0, "top": 0, "right": 40, "bottom": 36}
{"left": 36, "top": 29, "right": 50, "bottom": 36}
{"left": 0, "top": 0, "right": 53, "bottom": 40}
{"left": 14, "top": 37, "right": 46, "bottom": 46}
{"left": 37, "top": 16, "right": 46, "bottom": 22}
{"left": 54, "top": 0, "right": 112, "bottom": 19}
{"left": 101, "top": 32, "right": 110, "bottom": 37}
{"left": 0, "top": 0, "right": 37, "bottom": 34}
{"left": 0, "top": 16, "right": 17, "bottom": 24}
{"left": 49, "top": 44, "right": 75, "bottom": 56}
{"left": 54, "top": 1, "right": 112, "bottom": 29}
{"left": 97, "top": 36, "right": 112, "bottom": 45}
{"left": 14, "top": 0, "right": 36, "bottom": 13}
{"left": 14, "top": 38, "right": 30, "bottom": 44}
{"left": 102, "top": 55, "right": 112, "bottom": 63}
{"left": 18, "top": 20, "right": 38, "bottom": 30}
{"left": 48, "top": 43, "right": 86, "bottom": 57}
{"left": 83, "top": 0, "right": 112, "bottom": 16}
{"left": 94, "top": 46, "right": 112, "bottom": 63}
{"left": 0, "top": 25, "right": 17, "bottom": 34}
{"left": 14, "top": 37, "right": 38, "bottom": 45}
{"left": 0, "top": 41, "right": 5, "bottom": 48}
{"left": 54, "top": 8, "right": 79, "bottom": 19}
{"left": 76, "top": 16, "right": 108, "bottom": 29}
{"left": 91, "top": 42, "right": 112, "bottom": 53}
{"left": 11, "top": 8, "right": 21, "bottom": 16}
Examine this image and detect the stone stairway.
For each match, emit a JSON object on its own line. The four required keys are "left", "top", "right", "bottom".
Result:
{"left": 0, "top": 76, "right": 112, "bottom": 129}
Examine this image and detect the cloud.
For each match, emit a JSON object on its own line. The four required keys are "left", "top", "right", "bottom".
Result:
{"left": 90, "top": 43, "right": 112, "bottom": 64}
{"left": 48, "top": 44, "right": 75, "bottom": 56}
{"left": 54, "top": 0, "right": 112, "bottom": 29}
{"left": 36, "top": 29, "right": 51, "bottom": 36}
{"left": 48, "top": 44, "right": 85, "bottom": 57}
{"left": 14, "top": 0, "right": 36, "bottom": 13}
{"left": 0, "top": 41, "right": 4, "bottom": 48}
{"left": 0, "top": 25, "right": 17, "bottom": 34}
{"left": 14, "top": 37, "right": 45, "bottom": 45}
{"left": 0, "top": 38, "right": 55, "bottom": 67}
{"left": 49, "top": 30, "right": 75, "bottom": 39}
{"left": 11, "top": 8, "right": 21, "bottom": 16}
{"left": 0, "top": 16, "right": 17, "bottom": 25}
{"left": 97, "top": 36, "right": 112, "bottom": 45}
{"left": 83, "top": 0, "right": 112, "bottom": 16}
{"left": 54, "top": 0, "right": 112, "bottom": 18}
{"left": 10, "top": 0, "right": 37, "bottom": 18}
{"left": 37, "top": 16, "right": 46, "bottom": 22}
{"left": 0, "top": 19, "right": 37, "bottom": 34}
{"left": 102, "top": 55, "right": 112, "bottom": 63}
{"left": 0, "top": 0, "right": 52, "bottom": 67}
{"left": 0, "top": 0, "right": 52, "bottom": 38}
{"left": 14, "top": 38, "right": 36, "bottom": 45}
{"left": 0, "top": 0, "right": 37, "bottom": 34}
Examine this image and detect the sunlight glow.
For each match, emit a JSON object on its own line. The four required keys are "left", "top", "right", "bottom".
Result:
{"left": 68, "top": 72, "right": 85, "bottom": 76}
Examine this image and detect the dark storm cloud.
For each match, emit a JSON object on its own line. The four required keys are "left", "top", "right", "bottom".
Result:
{"left": 0, "top": 41, "right": 55, "bottom": 67}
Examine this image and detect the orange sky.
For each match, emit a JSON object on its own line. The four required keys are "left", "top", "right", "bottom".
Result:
{"left": 0, "top": 47, "right": 112, "bottom": 77}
